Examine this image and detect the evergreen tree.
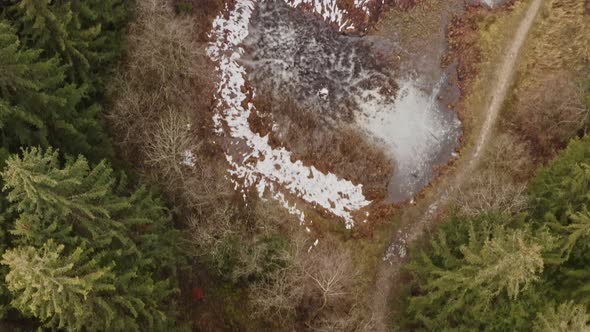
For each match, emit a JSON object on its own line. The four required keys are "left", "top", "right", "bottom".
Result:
{"left": 0, "top": 20, "right": 112, "bottom": 161}
{"left": 529, "top": 137, "right": 590, "bottom": 304}
{"left": 6, "top": 0, "right": 127, "bottom": 90}
{"left": 405, "top": 213, "right": 546, "bottom": 330}
{"left": 533, "top": 301, "right": 590, "bottom": 332}
{"left": 9, "top": 0, "right": 99, "bottom": 84}
{"left": 529, "top": 136, "right": 590, "bottom": 224}
{"left": 460, "top": 227, "right": 544, "bottom": 301}
{"left": 1, "top": 240, "right": 116, "bottom": 331}
{"left": 70, "top": 0, "right": 127, "bottom": 91}
{"left": 0, "top": 20, "right": 63, "bottom": 155}
{"left": 0, "top": 147, "right": 183, "bottom": 330}
{"left": 556, "top": 207, "right": 590, "bottom": 260}
{"left": 1, "top": 147, "right": 125, "bottom": 247}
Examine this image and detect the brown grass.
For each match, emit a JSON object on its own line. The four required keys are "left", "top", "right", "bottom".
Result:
{"left": 251, "top": 91, "right": 394, "bottom": 201}
{"left": 501, "top": 0, "right": 590, "bottom": 162}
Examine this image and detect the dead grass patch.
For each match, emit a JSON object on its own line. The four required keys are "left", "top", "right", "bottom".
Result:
{"left": 252, "top": 90, "right": 394, "bottom": 201}
{"left": 500, "top": 0, "right": 590, "bottom": 162}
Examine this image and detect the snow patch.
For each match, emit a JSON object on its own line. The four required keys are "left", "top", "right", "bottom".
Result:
{"left": 286, "top": 0, "right": 354, "bottom": 31}
{"left": 208, "top": 1, "right": 371, "bottom": 228}
{"left": 384, "top": 230, "right": 408, "bottom": 262}
{"left": 181, "top": 150, "right": 196, "bottom": 167}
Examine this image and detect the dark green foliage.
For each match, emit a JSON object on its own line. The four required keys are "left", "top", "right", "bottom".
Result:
{"left": 0, "top": 0, "right": 128, "bottom": 162}
{"left": 404, "top": 213, "right": 546, "bottom": 331}
{"left": 0, "top": 0, "right": 187, "bottom": 330}
{"left": 0, "top": 148, "right": 183, "bottom": 331}
{"left": 403, "top": 137, "right": 590, "bottom": 331}
{"left": 529, "top": 137, "right": 590, "bottom": 304}
{"left": 7, "top": 0, "right": 126, "bottom": 90}
{"left": 529, "top": 136, "right": 590, "bottom": 225}
{"left": 0, "top": 18, "right": 111, "bottom": 162}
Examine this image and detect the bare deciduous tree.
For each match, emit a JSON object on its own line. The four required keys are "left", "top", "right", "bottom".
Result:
{"left": 304, "top": 243, "right": 356, "bottom": 316}
{"left": 514, "top": 71, "right": 589, "bottom": 156}
{"left": 454, "top": 170, "right": 529, "bottom": 217}
{"left": 481, "top": 132, "right": 533, "bottom": 180}
{"left": 145, "top": 109, "right": 198, "bottom": 181}
{"left": 249, "top": 234, "right": 371, "bottom": 331}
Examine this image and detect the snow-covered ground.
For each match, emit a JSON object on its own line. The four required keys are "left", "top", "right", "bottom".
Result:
{"left": 244, "top": 1, "right": 461, "bottom": 203}
{"left": 208, "top": 1, "right": 374, "bottom": 228}
{"left": 207, "top": 0, "right": 462, "bottom": 226}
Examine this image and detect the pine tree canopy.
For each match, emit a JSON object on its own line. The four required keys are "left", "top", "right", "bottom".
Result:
{"left": 1, "top": 240, "right": 116, "bottom": 331}
{"left": 6, "top": 0, "right": 121, "bottom": 88}
{"left": 0, "top": 147, "right": 183, "bottom": 330}
{"left": 405, "top": 213, "right": 546, "bottom": 330}
{"left": 0, "top": 19, "right": 113, "bottom": 162}
{"left": 533, "top": 301, "right": 590, "bottom": 332}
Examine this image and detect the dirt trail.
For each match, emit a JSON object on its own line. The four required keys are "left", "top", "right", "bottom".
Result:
{"left": 370, "top": 0, "right": 544, "bottom": 330}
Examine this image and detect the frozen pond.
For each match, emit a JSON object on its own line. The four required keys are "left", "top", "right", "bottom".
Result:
{"left": 244, "top": 0, "right": 462, "bottom": 202}
{"left": 356, "top": 76, "right": 461, "bottom": 201}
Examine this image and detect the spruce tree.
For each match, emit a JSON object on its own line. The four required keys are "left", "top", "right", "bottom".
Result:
{"left": 0, "top": 20, "right": 63, "bottom": 155}
{"left": 70, "top": 0, "right": 127, "bottom": 91}
{"left": 1, "top": 147, "right": 125, "bottom": 246}
{"left": 1, "top": 240, "right": 116, "bottom": 331}
{"left": 534, "top": 301, "right": 590, "bottom": 332}
{"left": 0, "top": 19, "right": 111, "bottom": 161}
{"left": 6, "top": 0, "right": 127, "bottom": 90}
{"left": 9, "top": 0, "right": 99, "bottom": 84}
{"left": 459, "top": 227, "right": 544, "bottom": 301}
{"left": 406, "top": 214, "right": 545, "bottom": 330}
{"left": 529, "top": 137, "right": 590, "bottom": 304}
{"left": 0, "top": 147, "right": 182, "bottom": 330}
{"left": 529, "top": 137, "right": 590, "bottom": 224}
{"left": 414, "top": 224, "right": 543, "bottom": 308}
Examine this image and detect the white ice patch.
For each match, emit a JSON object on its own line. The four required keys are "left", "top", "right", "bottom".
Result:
{"left": 181, "top": 150, "right": 196, "bottom": 167}
{"left": 354, "top": 0, "right": 383, "bottom": 16}
{"left": 286, "top": 0, "right": 354, "bottom": 31}
{"left": 208, "top": 1, "right": 370, "bottom": 228}
{"left": 479, "top": 0, "right": 507, "bottom": 8}
{"left": 356, "top": 77, "right": 461, "bottom": 201}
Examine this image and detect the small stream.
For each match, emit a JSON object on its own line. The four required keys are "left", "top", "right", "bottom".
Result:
{"left": 243, "top": 0, "right": 462, "bottom": 203}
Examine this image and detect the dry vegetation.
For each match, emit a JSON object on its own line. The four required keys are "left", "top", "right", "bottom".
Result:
{"left": 453, "top": 134, "right": 532, "bottom": 217}
{"left": 451, "top": 0, "right": 590, "bottom": 216}
{"left": 252, "top": 91, "right": 394, "bottom": 201}
{"left": 505, "top": 0, "right": 590, "bottom": 160}
{"left": 512, "top": 71, "right": 589, "bottom": 158}
{"left": 107, "top": 1, "right": 374, "bottom": 330}
{"left": 250, "top": 235, "right": 376, "bottom": 331}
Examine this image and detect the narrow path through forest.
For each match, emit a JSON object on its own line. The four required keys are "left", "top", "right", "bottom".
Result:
{"left": 370, "top": 0, "right": 544, "bottom": 330}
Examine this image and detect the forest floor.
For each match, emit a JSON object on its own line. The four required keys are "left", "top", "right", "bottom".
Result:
{"left": 369, "top": 0, "right": 544, "bottom": 330}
